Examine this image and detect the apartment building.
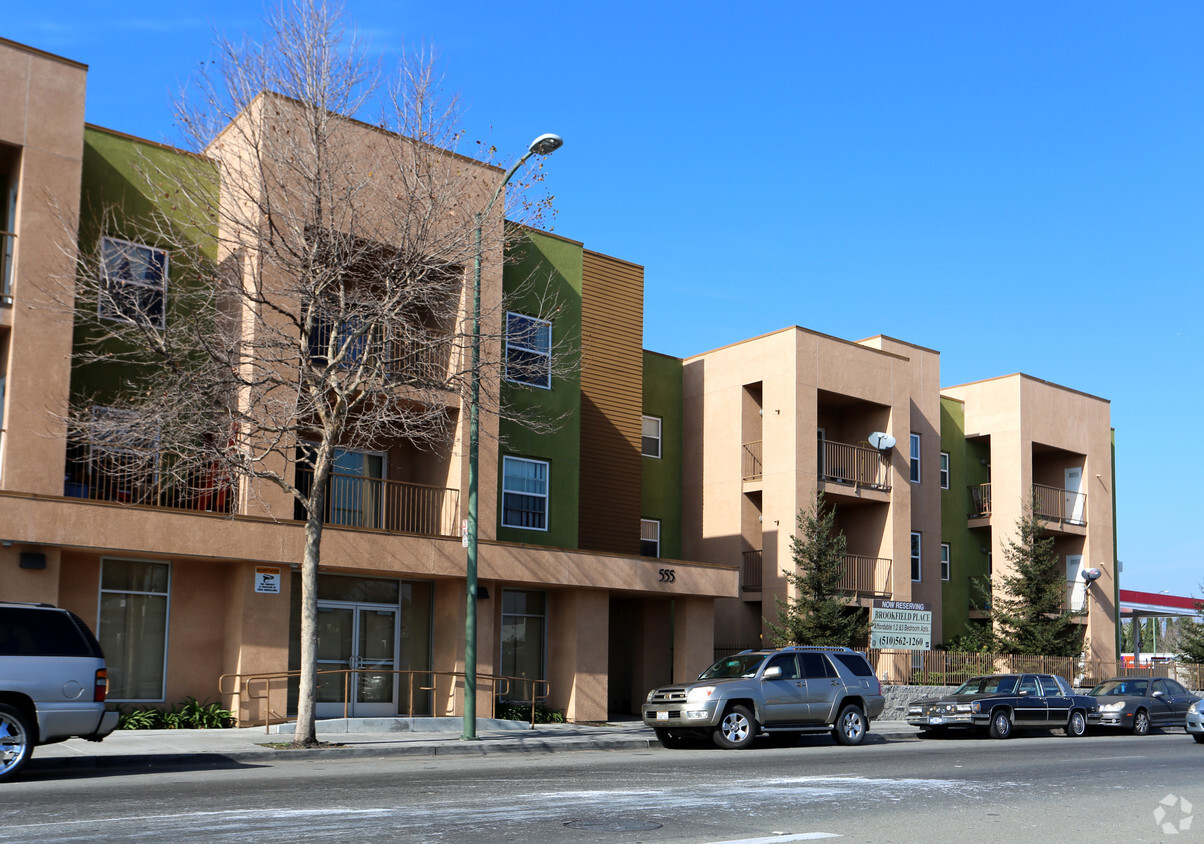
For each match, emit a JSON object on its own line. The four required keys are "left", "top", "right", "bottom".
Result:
{"left": 666, "top": 329, "right": 944, "bottom": 649}
{"left": 940, "top": 375, "right": 1117, "bottom": 663}
{"left": 0, "top": 37, "right": 734, "bottom": 724}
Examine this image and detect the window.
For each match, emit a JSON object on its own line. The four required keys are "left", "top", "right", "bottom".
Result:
{"left": 940, "top": 543, "right": 950, "bottom": 581}
{"left": 911, "top": 532, "right": 922, "bottom": 582}
{"left": 505, "top": 312, "right": 551, "bottom": 388}
{"left": 98, "top": 559, "right": 170, "bottom": 701}
{"left": 99, "top": 236, "right": 167, "bottom": 329}
{"left": 641, "top": 415, "right": 662, "bottom": 458}
{"left": 909, "top": 434, "right": 921, "bottom": 483}
{"left": 501, "top": 456, "right": 549, "bottom": 530}
{"left": 939, "top": 452, "right": 950, "bottom": 489}
{"left": 640, "top": 519, "right": 661, "bottom": 557}
{"left": 501, "top": 590, "right": 546, "bottom": 698}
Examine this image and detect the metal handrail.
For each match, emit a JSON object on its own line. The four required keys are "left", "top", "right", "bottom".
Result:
{"left": 218, "top": 667, "right": 551, "bottom": 732}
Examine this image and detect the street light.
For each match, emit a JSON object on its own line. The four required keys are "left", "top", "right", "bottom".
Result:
{"left": 464, "top": 133, "right": 563, "bottom": 741}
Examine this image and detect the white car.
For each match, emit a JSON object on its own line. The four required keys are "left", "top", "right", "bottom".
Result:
{"left": 1188, "top": 699, "right": 1203, "bottom": 744}
{"left": 1, "top": 602, "right": 120, "bottom": 782}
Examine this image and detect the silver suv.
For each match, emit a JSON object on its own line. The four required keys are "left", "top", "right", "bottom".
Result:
{"left": 642, "top": 646, "right": 885, "bottom": 749}
{"left": 1, "top": 602, "right": 119, "bottom": 782}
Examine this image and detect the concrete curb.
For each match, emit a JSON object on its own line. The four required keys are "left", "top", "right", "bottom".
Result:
{"left": 29, "top": 723, "right": 921, "bottom": 776}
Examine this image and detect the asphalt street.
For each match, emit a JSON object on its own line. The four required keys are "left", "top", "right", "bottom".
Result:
{"left": 3, "top": 729, "right": 1201, "bottom": 843}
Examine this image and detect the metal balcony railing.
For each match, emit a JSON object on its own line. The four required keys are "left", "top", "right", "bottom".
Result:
{"left": 297, "top": 467, "right": 460, "bottom": 537}
{"left": 1034, "top": 482, "right": 1087, "bottom": 526}
{"left": 969, "top": 483, "right": 992, "bottom": 518}
{"left": 1, "top": 230, "right": 14, "bottom": 303}
{"left": 819, "top": 440, "right": 890, "bottom": 489}
{"left": 741, "top": 441, "right": 763, "bottom": 481}
{"left": 838, "top": 554, "right": 892, "bottom": 597}
{"left": 64, "top": 447, "right": 237, "bottom": 514}
{"left": 968, "top": 482, "right": 1085, "bottom": 527}
{"left": 742, "top": 549, "right": 762, "bottom": 592}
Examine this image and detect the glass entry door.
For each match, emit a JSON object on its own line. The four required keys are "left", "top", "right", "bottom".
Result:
{"left": 315, "top": 602, "right": 398, "bottom": 718}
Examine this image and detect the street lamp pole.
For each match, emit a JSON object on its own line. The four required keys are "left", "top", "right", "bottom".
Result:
{"left": 464, "top": 133, "right": 563, "bottom": 741}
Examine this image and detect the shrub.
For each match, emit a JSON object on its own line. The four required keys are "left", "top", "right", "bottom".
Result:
{"left": 495, "top": 700, "right": 566, "bottom": 724}
{"left": 118, "top": 697, "right": 235, "bottom": 730}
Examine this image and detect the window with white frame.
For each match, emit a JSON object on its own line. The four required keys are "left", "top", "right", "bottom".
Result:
{"left": 909, "top": 434, "right": 921, "bottom": 483}
{"left": 505, "top": 312, "right": 552, "bottom": 388}
{"left": 911, "top": 532, "right": 922, "bottom": 582}
{"left": 501, "top": 456, "right": 549, "bottom": 530}
{"left": 939, "top": 452, "right": 950, "bottom": 489}
{"left": 98, "top": 558, "right": 170, "bottom": 701}
{"left": 99, "top": 236, "right": 167, "bottom": 329}
{"left": 641, "top": 415, "right": 662, "bottom": 458}
{"left": 501, "top": 589, "right": 546, "bottom": 699}
{"left": 641, "top": 519, "right": 661, "bottom": 557}
{"left": 940, "top": 543, "right": 950, "bottom": 581}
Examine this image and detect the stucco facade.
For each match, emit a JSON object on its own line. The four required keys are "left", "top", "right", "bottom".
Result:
{"left": 941, "top": 374, "right": 1118, "bottom": 663}
{"left": 0, "top": 37, "right": 734, "bottom": 725}
{"left": 678, "top": 328, "right": 944, "bottom": 648}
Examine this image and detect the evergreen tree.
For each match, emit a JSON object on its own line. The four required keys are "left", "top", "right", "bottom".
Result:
{"left": 1179, "top": 583, "right": 1204, "bottom": 663}
{"left": 768, "top": 494, "right": 868, "bottom": 647}
{"left": 991, "top": 493, "right": 1084, "bottom": 657}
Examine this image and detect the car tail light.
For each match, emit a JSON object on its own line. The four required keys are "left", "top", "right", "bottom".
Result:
{"left": 94, "top": 668, "right": 109, "bottom": 702}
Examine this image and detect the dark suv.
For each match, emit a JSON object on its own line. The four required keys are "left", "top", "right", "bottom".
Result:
{"left": 642, "top": 646, "right": 885, "bottom": 749}
{"left": 0, "top": 602, "right": 119, "bottom": 781}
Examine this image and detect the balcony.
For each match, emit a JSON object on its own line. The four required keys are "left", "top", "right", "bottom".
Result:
{"left": 819, "top": 440, "right": 890, "bottom": 490}
{"left": 1034, "top": 482, "right": 1086, "bottom": 527}
{"left": 297, "top": 468, "right": 460, "bottom": 537}
{"left": 1, "top": 229, "right": 13, "bottom": 304}
{"left": 839, "top": 554, "right": 892, "bottom": 597}
{"left": 968, "top": 483, "right": 1086, "bottom": 528}
{"left": 741, "top": 549, "right": 762, "bottom": 592}
{"left": 741, "top": 441, "right": 763, "bottom": 481}
{"left": 64, "top": 449, "right": 237, "bottom": 514}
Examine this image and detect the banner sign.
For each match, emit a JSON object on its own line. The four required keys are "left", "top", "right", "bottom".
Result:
{"left": 870, "top": 599, "right": 932, "bottom": 650}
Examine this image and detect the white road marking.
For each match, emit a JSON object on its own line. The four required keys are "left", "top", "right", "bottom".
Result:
{"left": 705, "top": 834, "right": 841, "bottom": 843}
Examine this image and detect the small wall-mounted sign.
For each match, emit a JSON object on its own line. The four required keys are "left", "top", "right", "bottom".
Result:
{"left": 255, "top": 566, "right": 281, "bottom": 594}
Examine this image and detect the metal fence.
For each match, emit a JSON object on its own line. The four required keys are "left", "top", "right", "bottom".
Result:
{"left": 713, "top": 645, "right": 1204, "bottom": 690}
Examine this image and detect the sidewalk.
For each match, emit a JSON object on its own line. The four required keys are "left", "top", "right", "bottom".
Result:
{"left": 31, "top": 717, "right": 919, "bottom": 773}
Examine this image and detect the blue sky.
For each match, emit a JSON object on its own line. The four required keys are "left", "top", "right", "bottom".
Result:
{"left": 8, "top": 2, "right": 1202, "bottom": 595}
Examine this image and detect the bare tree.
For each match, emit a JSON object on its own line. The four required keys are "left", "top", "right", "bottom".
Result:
{"left": 60, "top": 0, "right": 570, "bottom": 745}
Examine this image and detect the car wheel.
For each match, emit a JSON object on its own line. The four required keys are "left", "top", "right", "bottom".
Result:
{"left": 1194, "top": 734, "right": 1204, "bottom": 744}
{"left": 1131, "top": 709, "right": 1150, "bottom": 737}
{"left": 1064, "top": 709, "right": 1087, "bottom": 737}
{"left": 0, "top": 703, "right": 34, "bottom": 783}
{"left": 833, "top": 704, "right": 867, "bottom": 746}
{"left": 654, "top": 728, "right": 692, "bottom": 749}
{"left": 989, "top": 709, "right": 1013, "bottom": 740}
{"left": 713, "top": 705, "right": 757, "bottom": 749}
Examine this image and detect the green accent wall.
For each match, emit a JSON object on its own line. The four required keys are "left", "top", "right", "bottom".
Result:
{"left": 497, "top": 227, "right": 583, "bottom": 548}
{"left": 641, "top": 350, "right": 683, "bottom": 560}
{"left": 74, "top": 126, "right": 218, "bottom": 400}
{"left": 939, "top": 395, "right": 992, "bottom": 642}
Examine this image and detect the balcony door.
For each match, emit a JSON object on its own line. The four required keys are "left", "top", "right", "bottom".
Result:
{"left": 315, "top": 601, "right": 399, "bottom": 718}
{"left": 1064, "top": 467, "right": 1084, "bottom": 524}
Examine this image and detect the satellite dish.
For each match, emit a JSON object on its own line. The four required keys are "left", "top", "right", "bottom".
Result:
{"left": 867, "top": 432, "right": 896, "bottom": 451}
{"left": 1082, "top": 568, "right": 1102, "bottom": 582}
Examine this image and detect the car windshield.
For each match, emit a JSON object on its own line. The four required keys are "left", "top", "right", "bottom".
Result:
{"left": 698, "top": 653, "right": 767, "bottom": 680}
{"left": 1089, "top": 679, "right": 1148, "bottom": 697}
{"left": 953, "top": 676, "right": 1017, "bottom": 695}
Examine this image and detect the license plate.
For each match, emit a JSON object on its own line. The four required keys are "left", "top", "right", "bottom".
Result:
{"left": 656, "top": 711, "right": 669, "bottom": 721}
{"left": 929, "top": 716, "right": 945, "bottom": 725}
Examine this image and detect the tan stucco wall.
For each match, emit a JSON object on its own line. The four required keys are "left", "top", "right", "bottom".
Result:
{"left": 942, "top": 374, "right": 1116, "bottom": 662}
{"left": 0, "top": 40, "right": 86, "bottom": 496}
{"left": 682, "top": 327, "right": 943, "bottom": 646}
